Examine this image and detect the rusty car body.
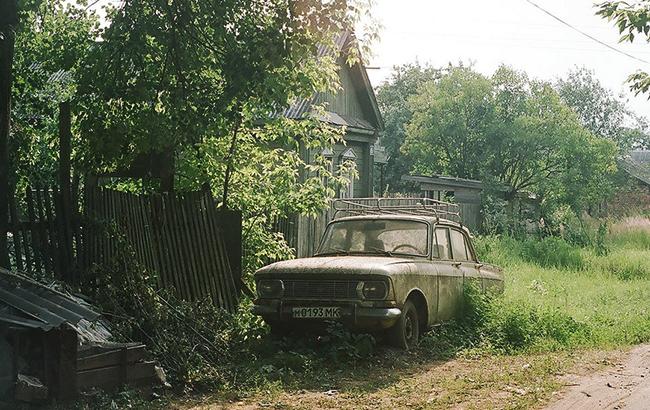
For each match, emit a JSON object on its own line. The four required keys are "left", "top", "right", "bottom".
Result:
{"left": 252, "top": 198, "right": 503, "bottom": 349}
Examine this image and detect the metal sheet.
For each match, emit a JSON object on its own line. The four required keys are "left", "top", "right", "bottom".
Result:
{"left": 0, "top": 269, "right": 100, "bottom": 330}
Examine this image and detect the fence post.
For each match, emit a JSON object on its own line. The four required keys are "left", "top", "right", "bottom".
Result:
{"left": 58, "top": 102, "right": 74, "bottom": 281}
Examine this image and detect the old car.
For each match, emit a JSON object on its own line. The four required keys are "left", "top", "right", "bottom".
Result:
{"left": 252, "top": 198, "right": 503, "bottom": 349}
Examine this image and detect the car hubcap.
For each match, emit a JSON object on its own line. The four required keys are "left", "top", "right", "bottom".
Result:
{"left": 405, "top": 315, "right": 413, "bottom": 342}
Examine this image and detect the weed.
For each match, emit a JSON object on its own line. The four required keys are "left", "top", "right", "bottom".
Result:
{"left": 520, "top": 237, "right": 584, "bottom": 270}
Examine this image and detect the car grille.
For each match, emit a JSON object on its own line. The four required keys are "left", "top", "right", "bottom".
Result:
{"left": 283, "top": 280, "right": 359, "bottom": 300}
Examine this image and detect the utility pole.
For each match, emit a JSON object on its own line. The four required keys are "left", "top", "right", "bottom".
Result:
{"left": 0, "top": 1, "right": 18, "bottom": 268}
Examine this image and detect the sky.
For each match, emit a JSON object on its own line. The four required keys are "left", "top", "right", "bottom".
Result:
{"left": 364, "top": 0, "right": 650, "bottom": 118}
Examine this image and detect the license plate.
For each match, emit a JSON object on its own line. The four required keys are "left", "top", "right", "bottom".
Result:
{"left": 292, "top": 307, "right": 342, "bottom": 319}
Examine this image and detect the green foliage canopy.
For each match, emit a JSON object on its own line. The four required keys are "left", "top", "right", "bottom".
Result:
{"left": 11, "top": 0, "right": 98, "bottom": 189}
{"left": 556, "top": 67, "right": 649, "bottom": 151}
{"left": 597, "top": 1, "right": 650, "bottom": 97}
{"left": 376, "top": 63, "right": 441, "bottom": 192}
{"left": 400, "top": 65, "right": 617, "bottom": 212}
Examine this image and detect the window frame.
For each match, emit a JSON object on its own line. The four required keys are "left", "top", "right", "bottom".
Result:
{"left": 433, "top": 225, "right": 478, "bottom": 262}
{"left": 432, "top": 226, "right": 452, "bottom": 260}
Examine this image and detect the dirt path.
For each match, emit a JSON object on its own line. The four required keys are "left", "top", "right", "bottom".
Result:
{"left": 546, "top": 345, "right": 650, "bottom": 410}
{"left": 180, "top": 349, "right": 626, "bottom": 410}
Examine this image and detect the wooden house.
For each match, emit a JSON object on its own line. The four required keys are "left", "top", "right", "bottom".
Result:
{"left": 401, "top": 175, "right": 485, "bottom": 229}
{"left": 402, "top": 174, "right": 540, "bottom": 231}
{"left": 280, "top": 31, "right": 385, "bottom": 257}
{"left": 611, "top": 150, "right": 650, "bottom": 215}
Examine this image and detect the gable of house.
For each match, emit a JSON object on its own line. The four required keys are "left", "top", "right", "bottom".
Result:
{"left": 283, "top": 30, "right": 384, "bottom": 198}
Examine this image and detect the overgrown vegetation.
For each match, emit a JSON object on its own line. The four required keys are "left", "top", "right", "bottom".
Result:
{"left": 85, "top": 217, "right": 650, "bottom": 406}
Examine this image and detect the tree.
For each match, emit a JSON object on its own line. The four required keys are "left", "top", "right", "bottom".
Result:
{"left": 597, "top": 1, "right": 650, "bottom": 97}
{"left": 11, "top": 1, "right": 98, "bottom": 190}
{"left": 77, "top": 0, "right": 355, "bottom": 190}
{"left": 403, "top": 66, "right": 494, "bottom": 180}
{"left": 76, "top": 0, "right": 376, "bottom": 270}
{"left": 0, "top": 0, "right": 18, "bottom": 268}
{"left": 376, "top": 63, "right": 441, "bottom": 192}
{"left": 402, "top": 65, "right": 617, "bottom": 213}
{"left": 556, "top": 67, "right": 648, "bottom": 150}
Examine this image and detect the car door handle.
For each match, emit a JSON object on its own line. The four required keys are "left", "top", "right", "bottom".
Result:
{"left": 452, "top": 262, "right": 462, "bottom": 268}
{"left": 475, "top": 263, "right": 483, "bottom": 269}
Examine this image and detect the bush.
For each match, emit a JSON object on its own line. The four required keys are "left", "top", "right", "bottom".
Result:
{"left": 520, "top": 237, "right": 584, "bottom": 270}
{"left": 474, "top": 235, "right": 584, "bottom": 270}
{"left": 596, "top": 249, "right": 650, "bottom": 280}
{"left": 421, "top": 284, "right": 590, "bottom": 357}
{"left": 610, "top": 229, "right": 650, "bottom": 251}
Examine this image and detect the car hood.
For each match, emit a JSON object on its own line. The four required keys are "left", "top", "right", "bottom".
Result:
{"left": 255, "top": 255, "right": 415, "bottom": 278}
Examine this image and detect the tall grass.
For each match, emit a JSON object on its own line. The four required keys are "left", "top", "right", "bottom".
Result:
{"left": 463, "top": 218, "right": 650, "bottom": 353}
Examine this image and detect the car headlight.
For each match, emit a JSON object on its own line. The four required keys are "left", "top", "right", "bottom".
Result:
{"left": 257, "top": 279, "right": 284, "bottom": 298}
{"left": 358, "top": 281, "right": 388, "bottom": 300}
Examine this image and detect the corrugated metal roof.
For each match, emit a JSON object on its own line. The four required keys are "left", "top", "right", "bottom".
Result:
{"left": 620, "top": 156, "right": 650, "bottom": 186}
{"left": 631, "top": 150, "right": 650, "bottom": 165}
{"left": 279, "top": 31, "right": 351, "bottom": 120}
{"left": 0, "top": 268, "right": 100, "bottom": 331}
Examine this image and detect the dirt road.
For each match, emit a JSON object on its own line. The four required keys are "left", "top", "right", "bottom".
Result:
{"left": 546, "top": 344, "right": 650, "bottom": 410}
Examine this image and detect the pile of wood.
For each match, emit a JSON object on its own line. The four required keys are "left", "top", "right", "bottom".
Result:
{"left": 76, "top": 342, "right": 160, "bottom": 392}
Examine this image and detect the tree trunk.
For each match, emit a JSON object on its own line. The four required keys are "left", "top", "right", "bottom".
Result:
{"left": 221, "top": 114, "right": 242, "bottom": 210}
{"left": 58, "top": 102, "right": 73, "bottom": 280}
{"left": 0, "top": 1, "right": 18, "bottom": 269}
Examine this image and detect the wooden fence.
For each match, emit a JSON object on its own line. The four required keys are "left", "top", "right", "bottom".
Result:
{"left": 6, "top": 186, "right": 80, "bottom": 281}
{"left": 83, "top": 188, "right": 241, "bottom": 311}
{"left": 4, "top": 186, "right": 241, "bottom": 312}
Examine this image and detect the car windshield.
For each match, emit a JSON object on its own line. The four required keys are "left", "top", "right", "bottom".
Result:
{"left": 316, "top": 219, "right": 429, "bottom": 257}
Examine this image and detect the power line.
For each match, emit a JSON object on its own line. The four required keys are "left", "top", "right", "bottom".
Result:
{"left": 523, "top": 0, "right": 650, "bottom": 65}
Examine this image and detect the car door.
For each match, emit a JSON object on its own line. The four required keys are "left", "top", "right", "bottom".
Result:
{"left": 433, "top": 225, "right": 464, "bottom": 321}
{"left": 449, "top": 228, "right": 482, "bottom": 291}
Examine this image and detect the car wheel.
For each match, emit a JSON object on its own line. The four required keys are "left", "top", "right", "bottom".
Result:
{"left": 388, "top": 300, "right": 420, "bottom": 350}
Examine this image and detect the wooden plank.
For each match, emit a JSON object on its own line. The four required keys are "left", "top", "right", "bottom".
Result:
{"left": 141, "top": 195, "right": 160, "bottom": 284}
{"left": 76, "top": 361, "right": 156, "bottom": 390}
{"left": 76, "top": 345, "right": 147, "bottom": 371}
{"left": 161, "top": 194, "right": 188, "bottom": 298}
{"left": 35, "top": 186, "right": 53, "bottom": 275}
{"left": 203, "top": 194, "right": 229, "bottom": 308}
{"left": 46, "top": 186, "right": 61, "bottom": 278}
{"left": 8, "top": 191, "right": 23, "bottom": 271}
{"left": 26, "top": 187, "right": 43, "bottom": 274}
{"left": 177, "top": 194, "right": 202, "bottom": 300}
{"left": 148, "top": 195, "right": 170, "bottom": 291}
{"left": 195, "top": 193, "right": 222, "bottom": 306}
{"left": 185, "top": 192, "right": 212, "bottom": 301}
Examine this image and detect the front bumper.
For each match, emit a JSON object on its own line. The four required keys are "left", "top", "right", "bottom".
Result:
{"left": 252, "top": 300, "right": 402, "bottom": 329}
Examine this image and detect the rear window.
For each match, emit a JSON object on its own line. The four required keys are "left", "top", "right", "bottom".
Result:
{"left": 450, "top": 229, "right": 469, "bottom": 261}
{"left": 434, "top": 228, "right": 451, "bottom": 260}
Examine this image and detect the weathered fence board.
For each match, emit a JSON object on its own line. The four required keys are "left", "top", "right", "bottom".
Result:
{"left": 83, "top": 188, "right": 240, "bottom": 311}
{"left": 4, "top": 185, "right": 241, "bottom": 312}
{"left": 6, "top": 186, "right": 79, "bottom": 279}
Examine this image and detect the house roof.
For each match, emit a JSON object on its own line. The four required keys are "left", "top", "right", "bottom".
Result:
{"left": 620, "top": 150, "right": 650, "bottom": 186}
{"left": 280, "top": 30, "right": 384, "bottom": 133}
{"left": 402, "top": 175, "right": 487, "bottom": 191}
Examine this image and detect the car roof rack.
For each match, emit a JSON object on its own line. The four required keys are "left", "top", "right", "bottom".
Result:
{"left": 332, "top": 197, "right": 461, "bottom": 223}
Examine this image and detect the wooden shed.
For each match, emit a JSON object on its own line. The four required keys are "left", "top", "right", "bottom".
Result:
{"left": 401, "top": 175, "right": 485, "bottom": 229}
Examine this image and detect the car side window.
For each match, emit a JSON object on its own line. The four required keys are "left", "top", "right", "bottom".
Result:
{"left": 450, "top": 229, "right": 469, "bottom": 261}
{"left": 465, "top": 240, "right": 476, "bottom": 262}
{"left": 434, "top": 228, "right": 452, "bottom": 260}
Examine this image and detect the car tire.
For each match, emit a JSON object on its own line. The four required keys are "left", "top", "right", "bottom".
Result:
{"left": 388, "top": 299, "right": 420, "bottom": 350}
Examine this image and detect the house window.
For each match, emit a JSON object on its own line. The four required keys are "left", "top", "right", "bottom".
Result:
{"left": 340, "top": 148, "right": 357, "bottom": 198}
{"left": 319, "top": 147, "right": 334, "bottom": 189}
